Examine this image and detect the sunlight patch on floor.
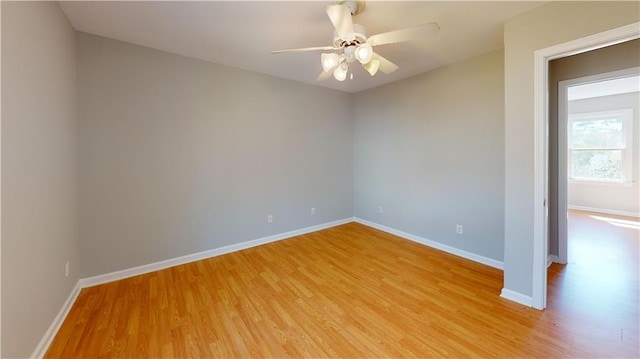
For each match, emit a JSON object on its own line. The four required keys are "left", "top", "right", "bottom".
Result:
{"left": 589, "top": 215, "right": 640, "bottom": 231}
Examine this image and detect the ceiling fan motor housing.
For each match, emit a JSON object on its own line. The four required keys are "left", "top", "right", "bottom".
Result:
{"left": 333, "top": 23, "right": 367, "bottom": 49}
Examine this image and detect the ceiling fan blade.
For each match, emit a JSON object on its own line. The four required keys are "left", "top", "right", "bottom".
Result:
{"left": 316, "top": 62, "right": 340, "bottom": 82}
{"left": 316, "top": 70, "right": 334, "bottom": 82}
{"left": 363, "top": 59, "right": 380, "bottom": 76}
{"left": 372, "top": 52, "right": 399, "bottom": 74}
{"left": 326, "top": 4, "right": 355, "bottom": 41}
{"left": 271, "top": 46, "right": 340, "bottom": 54}
{"left": 367, "top": 22, "right": 440, "bottom": 47}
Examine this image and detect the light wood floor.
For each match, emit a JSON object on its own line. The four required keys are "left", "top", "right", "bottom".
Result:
{"left": 46, "top": 214, "right": 639, "bottom": 358}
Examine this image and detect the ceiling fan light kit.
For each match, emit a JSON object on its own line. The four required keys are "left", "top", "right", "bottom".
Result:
{"left": 271, "top": 0, "right": 440, "bottom": 83}
{"left": 334, "top": 62, "right": 349, "bottom": 82}
{"left": 321, "top": 53, "right": 341, "bottom": 72}
{"left": 355, "top": 42, "right": 373, "bottom": 64}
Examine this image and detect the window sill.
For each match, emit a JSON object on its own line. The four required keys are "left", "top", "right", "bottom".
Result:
{"left": 569, "top": 179, "right": 634, "bottom": 187}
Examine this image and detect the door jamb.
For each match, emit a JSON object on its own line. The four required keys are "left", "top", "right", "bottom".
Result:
{"left": 532, "top": 22, "right": 640, "bottom": 310}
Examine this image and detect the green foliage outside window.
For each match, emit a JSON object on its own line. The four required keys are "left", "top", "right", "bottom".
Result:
{"left": 570, "top": 118, "right": 624, "bottom": 181}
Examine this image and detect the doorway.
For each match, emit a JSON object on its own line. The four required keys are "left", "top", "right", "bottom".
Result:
{"left": 556, "top": 69, "right": 640, "bottom": 264}
{"left": 547, "top": 68, "right": 639, "bottom": 328}
{"left": 532, "top": 23, "right": 640, "bottom": 310}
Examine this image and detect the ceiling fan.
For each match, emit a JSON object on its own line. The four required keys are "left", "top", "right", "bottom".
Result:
{"left": 271, "top": 0, "right": 440, "bottom": 82}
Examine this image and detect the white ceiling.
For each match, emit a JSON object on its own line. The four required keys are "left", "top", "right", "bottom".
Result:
{"left": 59, "top": 1, "right": 544, "bottom": 93}
{"left": 568, "top": 76, "right": 640, "bottom": 101}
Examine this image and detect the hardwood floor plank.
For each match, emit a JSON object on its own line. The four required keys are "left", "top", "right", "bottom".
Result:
{"left": 45, "top": 217, "right": 639, "bottom": 358}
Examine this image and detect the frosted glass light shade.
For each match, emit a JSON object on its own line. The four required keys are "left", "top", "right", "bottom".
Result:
{"left": 321, "top": 53, "right": 340, "bottom": 72}
{"left": 333, "top": 63, "right": 348, "bottom": 81}
{"left": 355, "top": 43, "right": 373, "bottom": 64}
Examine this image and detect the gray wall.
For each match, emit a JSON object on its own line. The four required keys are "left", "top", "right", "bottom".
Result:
{"left": 4, "top": 2, "right": 637, "bottom": 355}
{"left": 77, "top": 33, "right": 354, "bottom": 277}
{"left": 1, "top": 2, "right": 80, "bottom": 357}
{"left": 548, "top": 39, "right": 640, "bottom": 256}
{"left": 353, "top": 50, "right": 505, "bottom": 262}
{"left": 504, "top": 1, "right": 639, "bottom": 297}
{"left": 567, "top": 92, "right": 640, "bottom": 214}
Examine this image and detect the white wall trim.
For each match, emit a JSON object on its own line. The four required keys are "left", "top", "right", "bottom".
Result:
{"left": 80, "top": 218, "right": 353, "bottom": 288}
{"left": 354, "top": 218, "right": 504, "bottom": 270}
{"left": 533, "top": 21, "right": 640, "bottom": 311}
{"left": 0, "top": 3, "right": 4, "bottom": 356}
{"left": 547, "top": 254, "right": 560, "bottom": 267}
{"left": 34, "top": 218, "right": 353, "bottom": 357}
{"left": 500, "top": 288, "right": 533, "bottom": 307}
{"left": 533, "top": 45, "right": 550, "bottom": 310}
{"left": 31, "top": 281, "right": 82, "bottom": 359}
{"left": 33, "top": 216, "right": 513, "bottom": 357}
{"left": 568, "top": 205, "right": 640, "bottom": 218}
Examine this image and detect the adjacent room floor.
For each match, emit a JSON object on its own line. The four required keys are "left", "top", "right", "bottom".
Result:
{"left": 45, "top": 212, "right": 639, "bottom": 358}
{"left": 546, "top": 210, "right": 640, "bottom": 357}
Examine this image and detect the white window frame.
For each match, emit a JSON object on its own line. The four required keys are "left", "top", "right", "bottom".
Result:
{"left": 567, "top": 108, "right": 633, "bottom": 184}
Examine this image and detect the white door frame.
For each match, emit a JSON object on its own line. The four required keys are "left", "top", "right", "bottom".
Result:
{"left": 557, "top": 67, "right": 640, "bottom": 264}
{"left": 532, "top": 22, "right": 640, "bottom": 310}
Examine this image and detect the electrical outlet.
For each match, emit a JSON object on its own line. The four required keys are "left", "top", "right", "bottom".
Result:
{"left": 378, "top": 205, "right": 383, "bottom": 213}
{"left": 456, "top": 225, "right": 463, "bottom": 235}
{"left": 267, "top": 215, "right": 273, "bottom": 223}
{"left": 311, "top": 207, "right": 316, "bottom": 215}
{"left": 65, "top": 261, "right": 70, "bottom": 277}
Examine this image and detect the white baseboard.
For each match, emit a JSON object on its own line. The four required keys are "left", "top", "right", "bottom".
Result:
{"left": 547, "top": 254, "right": 560, "bottom": 267}
{"left": 36, "top": 216, "right": 506, "bottom": 357}
{"left": 354, "top": 218, "right": 504, "bottom": 270}
{"left": 500, "top": 288, "right": 533, "bottom": 307}
{"left": 80, "top": 218, "right": 353, "bottom": 288}
{"left": 568, "top": 205, "right": 640, "bottom": 218}
{"left": 31, "top": 281, "right": 82, "bottom": 359}
{"left": 35, "top": 218, "right": 353, "bottom": 357}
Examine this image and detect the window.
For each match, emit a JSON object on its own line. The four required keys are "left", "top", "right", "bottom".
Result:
{"left": 568, "top": 109, "right": 633, "bottom": 183}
